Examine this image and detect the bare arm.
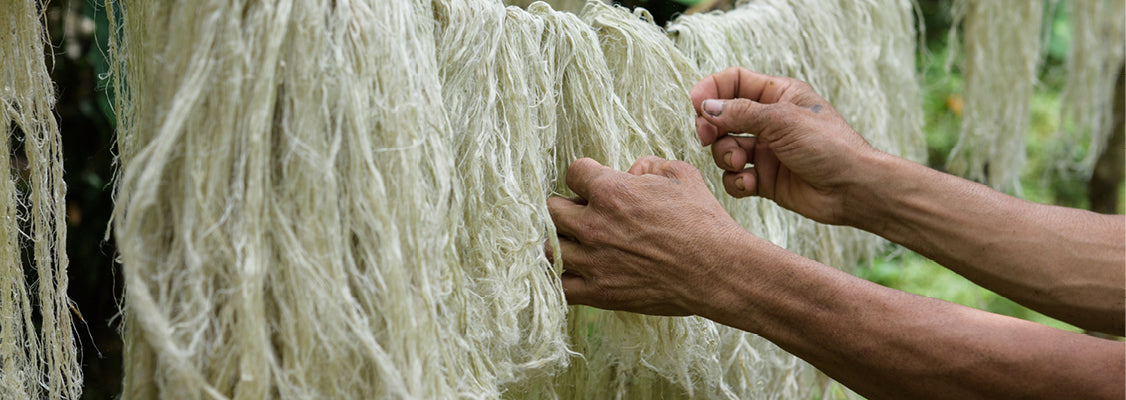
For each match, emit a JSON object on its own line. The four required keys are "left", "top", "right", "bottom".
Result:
{"left": 700, "top": 231, "right": 1124, "bottom": 400}
{"left": 691, "top": 67, "right": 1126, "bottom": 335}
{"left": 846, "top": 152, "right": 1125, "bottom": 334}
{"left": 548, "top": 156, "right": 1126, "bottom": 400}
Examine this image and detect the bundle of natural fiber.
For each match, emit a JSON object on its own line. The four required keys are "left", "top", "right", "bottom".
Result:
{"left": 669, "top": 0, "right": 923, "bottom": 275}
{"left": 0, "top": 0, "right": 81, "bottom": 398}
{"left": 432, "top": 0, "right": 571, "bottom": 387}
{"left": 1054, "top": 0, "right": 1126, "bottom": 173}
{"left": 108, "top": 0, "right": 924, "bottom": 398}
{"left": 109, "top": 0, "right": 487, "bottom": 397}
{"left": 504, "top": 0, "right": 605, "bottom": 13}
{"left": 946, "top": 0, "right": 1045, "bottom": 193}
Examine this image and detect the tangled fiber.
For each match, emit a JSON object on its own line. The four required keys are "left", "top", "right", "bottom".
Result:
{"left": 0, "top": 0, "right": 81, "bottom": 399}
{"left": 946, "top": 0, "right": 1046, "bottom": 193}
{"left": 670, "top": 0, "right": 924, "bottom": 270}
{"left": 1054, "top": 0, "right": 1126, "bottom": 173}
{"left": 108, "top": 0, "right": 923, "bottom": 398}
{"left": 504, "top": 0, "right": 604, "bottom": 13}
{"left": 109, "top": 0, "right": 483, "bottom": 398}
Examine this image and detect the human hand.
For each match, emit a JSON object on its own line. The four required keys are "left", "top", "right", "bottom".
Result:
{"left": 690, "top": 67, "right": 884, "bottom": 225}
{"left": 546, "top": 156, "right": 751, "bottom": 316}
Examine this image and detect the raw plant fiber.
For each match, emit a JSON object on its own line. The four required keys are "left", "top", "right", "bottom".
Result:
{"left": 432, "top": 0, "right": 572, "bottom": 388}
{"left": 109, "top": 0, "right": 485, "bottom": 398}
{"left": 946, "top": 0, "right": 1046, "bottom": 193}
{"left": 668, "top": 0, "right": 925, "bottom": 273}
{"left": 109, "top": 0, "right": 924, "bottom": 399}
{"left": 503, "top": 0, "right": 605, "bottom": 13}
{"left": 508, "top": 4, "right": 752, "bottom": 399}
{"left": 0, "top": 0, "right": 81, "bottom": 399}
{"left": 1054, "top": 0, "right": 1126, "bottom": 174}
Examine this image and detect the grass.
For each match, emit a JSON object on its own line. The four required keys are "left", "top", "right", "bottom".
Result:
{"left": 857, "top": 252, "right": 1082, "bottom": 332}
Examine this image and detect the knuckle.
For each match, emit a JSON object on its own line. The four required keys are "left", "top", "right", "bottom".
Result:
{"left": 588, "top": 174, "right": 628, "bottom": 201}
{"left": 727, "top": 99, "right": 752, "bottom": 115}
{"left": 759, "top": 103, "right": 789, "bottom": 123}
{"left": 794, "top": 79, "right": 813, "bottom": 91}
{"left": 587, "top": 174, "right": 614, "bottom": 195}
{"left": 668, "top": 160, "right": 696, "bottom": 176}
{"left": 638, "top": 155, "right": 662, "bottom": 163}
{"left": 568, "top": 157, "right": 597, "bottom": 176}
{"left": 782, "top": 77, "right": 808, "bottom": 91}
{"left": 580, "top": 220, "right": 607, "bottom": 245}
{"left": 573, "top": 157, "right": 597, "bottom": 168}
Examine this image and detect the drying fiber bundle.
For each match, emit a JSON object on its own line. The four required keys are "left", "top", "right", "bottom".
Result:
{"left": 0, "top": 0, "right": 81, "bottom": 399}
{"left": 504, "top": 0, "right": 605, "bottom": 13}
{"left": 946, "top": 0, "right": 1045, "bottom": 193}
{"left": 1054, "top": 0, "right": 1126, "bottom": 173}
{"left": 432, "top": 0, "right": 571, "bottom": 387}
{"left": 109, "top": 0, "right": 924, "bottom": 398}
{"left": 669, "top": 0, "right": 924, "bottom": 270}
{"left": 109, "top": 0, "right": 489, "bottom": 398}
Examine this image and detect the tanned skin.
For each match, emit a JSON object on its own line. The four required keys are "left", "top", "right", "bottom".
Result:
{"left": 546, "top": 67, "right": 1125, "bottom": 400}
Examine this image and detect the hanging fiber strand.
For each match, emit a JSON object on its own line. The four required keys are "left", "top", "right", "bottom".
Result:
{"left": 538, "top": 4, "right": 757, "bottom": 398}
{"left": 110, "top": 0, "right": 488, "bottom": 397}
{"left": 669, "top": 0, "right": 924, "bottom": 271}
{"left": 433, "top": 0, "right": 571, "bottom": 386}
{"left": 1054, "top": 0, "right": 1126, "bottom": 173}
{"left": 0, "top": 0, "right": 81, "bottom": 399}
{"left": 503, "top": 0, "right": 606, "bottom": 13}
{"left": 946, "top": 0, "right": 1045, "bottom": 193}
{"left": 666, "top": 1, "right": 925, "bottom": 397}
{"left": 108, "top": 0, "right": 925, "bottom": 398}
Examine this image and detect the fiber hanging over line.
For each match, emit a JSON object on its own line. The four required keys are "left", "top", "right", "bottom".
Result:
{"left": 109, "top": 0, "right": 484, "bottom": 397}
{"left": 433, "top": 0, "right": 571, "bottom": 386}
{"left": 0, "top": 0, "right": 81, "bottom": 399}
{"left": 108, "top": 0, "right": 926, "bottom": 398}
{"left": 1054, "top": 0, "right": 1126, "bottom": 173}
{"left": 946, "top": 0, "right": 1045, "bottom": 193}
{"left": 503, "top": 0, "right": 605, "bottom": 13}
{"left": 668, "top": 0, "right": 924, "bottom": 270}
{"left": 523, "top": 4, "right": 762, "bottom": 398}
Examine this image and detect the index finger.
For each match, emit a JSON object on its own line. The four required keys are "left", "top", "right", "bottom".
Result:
{"left": 565, "top": 158, "right": 613, "bottom": 200}
{"left": 689, "top": 67, "right": 792, "bottom": 116}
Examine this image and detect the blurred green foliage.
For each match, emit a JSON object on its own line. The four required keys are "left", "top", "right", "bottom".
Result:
{"left": 858, "top": 252, "right": 1082, "bottom": 333}
{"left": 864, "top": 1, "right": 1119, "bottom": 333}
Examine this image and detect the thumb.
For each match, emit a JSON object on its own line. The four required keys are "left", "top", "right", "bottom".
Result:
{"left": 700, "top": 98, "right": 786, "bottom": 142}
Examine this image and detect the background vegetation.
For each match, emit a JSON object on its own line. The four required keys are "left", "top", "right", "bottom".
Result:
{"left": 32, "top": 0, "right": 1119, "bottom": 398}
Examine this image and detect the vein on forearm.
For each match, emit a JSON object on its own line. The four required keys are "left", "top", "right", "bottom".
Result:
{"left": 852, "top": 155, "right": 1125, "bottom": 334}
{"left": 695, "top": 244, "right": 1125, "bottom": 400}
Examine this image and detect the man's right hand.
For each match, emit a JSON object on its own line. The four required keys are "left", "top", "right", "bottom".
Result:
{"left": 689, "top": 67, "right": 886, "bottom": 226}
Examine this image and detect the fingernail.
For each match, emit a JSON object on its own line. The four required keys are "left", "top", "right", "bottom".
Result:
{"left": 734, "top": 176, "right": 745, "bottom": 191}
{"left": 723, "top": 151, "right": 733, "bottom": 168}
{"left": 703, "top": 99, "right": 724, "bottom": 116}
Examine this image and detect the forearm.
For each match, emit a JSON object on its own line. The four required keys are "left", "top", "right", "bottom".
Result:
{"left": 691, "top": 238, "right": 1126, "bottom": 400}
{"left": 844, "top": 152, "right": 1126, "bottom": 334}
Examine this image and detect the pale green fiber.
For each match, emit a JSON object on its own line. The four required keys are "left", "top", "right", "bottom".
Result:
{"left": 111, "top": 0, "right": 476, "bottom": 398}
{"left": 108, "top": 0, "right": 924, "bottom": 398}
{"left": 0, "top": 0, "right": 81, "bottom": 398}
{"left": 1054, "top": 0, "right": 1126, "bottom": 174}
{"left": 947, "top": 0, "right": 1045, "bottom": 193}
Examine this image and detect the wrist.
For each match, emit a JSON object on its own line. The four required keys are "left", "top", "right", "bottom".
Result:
{"left": 839, "top": 150, "right": 916, "bottom": 235}
{"left": 680, "top": 229, "right": 793, "bottom": 328}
